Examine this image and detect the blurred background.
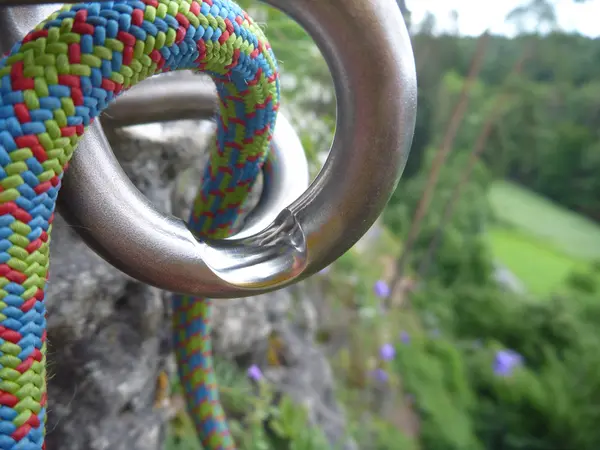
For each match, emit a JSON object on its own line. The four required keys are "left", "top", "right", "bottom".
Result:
{"left": 166, "top": 1, "right": 600, "bottom": 449}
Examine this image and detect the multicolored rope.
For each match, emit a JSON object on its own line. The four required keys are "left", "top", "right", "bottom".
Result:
{"left": 0, "top": 1, "right": 279, "bottom": 449}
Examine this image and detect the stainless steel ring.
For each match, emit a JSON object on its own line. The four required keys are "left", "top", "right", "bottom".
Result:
{"left": 97, "top": 72, "right": 310, "bottom": 240}
{"left": 0, "top": 0, "right": 417, "bottom": 297}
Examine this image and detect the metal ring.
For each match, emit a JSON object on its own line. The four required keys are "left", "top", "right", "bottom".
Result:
{"left": 0, "top": 7, "right": 309, "bottom": 243}
{"left": 97, "top": 72, "right": 310, "bottom": 240}
{"left": 0, "top": 0, "right": 417, "bottom": 297}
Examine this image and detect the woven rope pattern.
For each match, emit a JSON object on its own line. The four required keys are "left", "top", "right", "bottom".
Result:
{"left": 0, "top": 0, "right": 279, "bottom": 449}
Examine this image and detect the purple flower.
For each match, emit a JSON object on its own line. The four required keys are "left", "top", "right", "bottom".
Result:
{"left": 493, "top": 349, "right": 523, "bottom": 377}
{"left": 247, "top": 364, "right": 263, "bottom": 381}
{"left": 373, "top": 280, "right": 390, "bottom": 298}
{"left": 379, "top": 343, "right": 396, "bottom": 361}
{"left": 400, "top": 331, "right": 410, "bottom": 344}
{"left": 371, "top": 368, "right": 388, "bottom": 383}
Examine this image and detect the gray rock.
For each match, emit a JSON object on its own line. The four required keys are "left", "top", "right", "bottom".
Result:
{"left": 258, "top": 320, "right": 358, "bottom": 450}
{"left": 46, "top": 116, "right": 355, "bottom": 450}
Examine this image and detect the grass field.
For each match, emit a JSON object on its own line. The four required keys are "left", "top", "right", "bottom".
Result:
{"left": 488, "top": 181, "right": 600, "bottom": 295}
{"left": 488, "top": 228, "right": 582, "bottom": 294}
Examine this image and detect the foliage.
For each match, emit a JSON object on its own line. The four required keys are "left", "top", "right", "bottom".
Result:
{"left": 377, "top": 19, "right": 600, "bottom": 446}
{"left": 401, "top": 271, "right": 600, "bottom": 450}
{"left": 166, "top": 358, "right": 330, "bottom": 450}
{"left": 486, "top": 181, "right": 600, "bottom": 293}
{"left": 488, "top": 227, "right": 578, "bottom": 294}
{"left": 414, "top": 33, "right": 600, "bottom": 223}
{"left": 393, "top": 335, "right": 480, "bottom": 450}
{"left": 488, "top": 181, "right": 600, "bottom": 260}
{"left": 384, "top": 144, "right": 495, "bottom": 286}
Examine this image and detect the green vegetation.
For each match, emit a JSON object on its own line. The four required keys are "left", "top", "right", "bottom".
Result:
{"left": 487, "top": 180, "right": 600, "bottom": 294}
{"left": 489, "top": 181, "right": 600, "bottom": 260}
{"left": 166, "top": 359, "right": 330, "bottom": 450}
{"left": 488, "top": 227, "right": 578, "bottom": 294}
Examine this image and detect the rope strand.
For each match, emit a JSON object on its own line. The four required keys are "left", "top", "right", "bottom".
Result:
{"left": 0, "top": 1, "right": 279, "bottom": 448}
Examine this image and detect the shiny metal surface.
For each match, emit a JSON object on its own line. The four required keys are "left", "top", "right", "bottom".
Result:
{"left": 0, "top": 0, "right": 417, "bottom": 297}
{"left": 261, "top": 0, "right": 417, "bottom": 278}
{"left": 100, "top": 73, "right": 310, "bottom": 240}
{"left": 56, "top": 101, "right": 311, "bottom": 291}
{"left": 58, "top": 121, "right": 309, "bottom": 293}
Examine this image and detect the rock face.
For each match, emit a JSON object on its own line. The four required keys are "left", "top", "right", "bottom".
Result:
{"left": 45, "top": 117, "right": 355, "bottom": 450}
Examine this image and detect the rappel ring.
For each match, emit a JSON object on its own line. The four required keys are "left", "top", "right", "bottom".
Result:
{"left": 2, "top": 0, "right": 417, "bottom": 298}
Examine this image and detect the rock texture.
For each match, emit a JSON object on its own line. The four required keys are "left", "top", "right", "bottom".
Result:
{"left": 45, "top": 116, "right": 355, "bottom": 449}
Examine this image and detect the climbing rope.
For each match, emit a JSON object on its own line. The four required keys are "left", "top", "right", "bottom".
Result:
{"left": 0, "top": 0, "right": 279, "bottom": 449}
